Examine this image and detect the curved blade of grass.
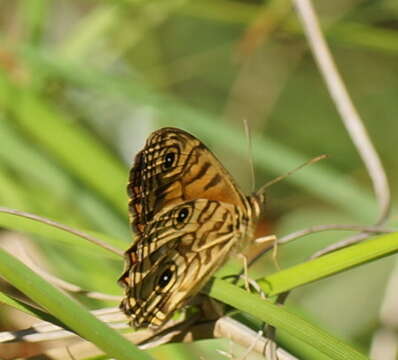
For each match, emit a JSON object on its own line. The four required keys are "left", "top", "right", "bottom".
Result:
{"left": 205, "top": 279, "right": 367, "bottom": 360}
{"left": 258, "top": 232, "right": 398, "bottom": 295}
{"left": 0, "top": 248, "right": 152, "bottom": 360}
{"left": 206, "top": 232, "right": 398, "bottom": 358}
{"left": 0, "top": 210, "right": 125, "bottom": 259}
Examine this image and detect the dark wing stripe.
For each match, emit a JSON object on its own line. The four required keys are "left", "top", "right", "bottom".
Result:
{"left": 203, "top": 173, "right": 222, "bottom": 191}
{"left": 185, "top": 161, "right": 211, "bottom": 185}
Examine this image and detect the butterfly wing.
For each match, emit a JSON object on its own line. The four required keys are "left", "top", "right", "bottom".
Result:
{"left": 119, "top": 199, "right": 247, "bottom": 329}
{"left": 128, "top": 127, "right": 250, "bottom": 235}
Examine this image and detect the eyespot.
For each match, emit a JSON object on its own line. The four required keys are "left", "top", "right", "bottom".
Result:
{"left": 177, "top": 207, "right": 189, "bottom": 223}
{"left": 172, "top": 205, "right": 192, "bottom": 229}
{"left": 158, "top": 268, "right": 173, "bottom": 288}
{"left": 163, "top": 152, "right": 176, "bottom": 170}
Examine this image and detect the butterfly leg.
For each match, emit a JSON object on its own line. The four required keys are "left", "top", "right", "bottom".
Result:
{"left": 239, "top": 329, "right": 265, "bottom": 360}
{"left": 217, "top": 328, "right": 281, "bottom": 360}
{"left": 222, "top": 255, "right": 267, "bottom": 298}
{"left": 263, "top": 335, "right": 279, "bottom": 360}
{"left": 237, "top": 253, "right": 250, "bottom": 292}
{"left": 255, "top": 234, "right": 280, "bottom": 271}
{"left": 237, "top": 255, "right": 268, "bottom": 299}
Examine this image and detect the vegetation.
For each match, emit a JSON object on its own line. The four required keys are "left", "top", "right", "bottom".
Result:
{"left": 0, "top": 1, "right": 397, "bottom": 359}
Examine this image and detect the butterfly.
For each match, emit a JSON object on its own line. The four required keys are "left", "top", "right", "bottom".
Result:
{"left": 118, "top": 127, "right": 263, "bottom": 329}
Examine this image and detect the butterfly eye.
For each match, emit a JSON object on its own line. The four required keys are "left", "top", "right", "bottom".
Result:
{"left": 172, "top": 204, "right": 193, "bottom": 229}
{"left": 158, "top": 268, "right": 173, "bottom": 288}
{"left": 177, "top": 207, "right": 189, "bottom": 223}
{"left": 163, "top": 152, "right": 176, "bottom": 170}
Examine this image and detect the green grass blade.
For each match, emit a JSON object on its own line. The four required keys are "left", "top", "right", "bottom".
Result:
{"left": 0, "top": 114, "right": 129, "bottom": 239}
{"left": 205, "top": 279, "right": 367, "bottom": 360}
{"left": 21, "top": 0, "right": 51, "bottom": 45}
{"left": 0, "top": 164, "right": 28, "bottom": 208}
{"left": 206, "top": 233, "right": 398, "bottom": 358}
{"left": 15, "top": 91, "right": 127, "bottom": 215}
{"left": 0, "top": 73, "right": 127, "bottom": 217}
{"left": 258, "top": 232, "right": 398, "bottom": 295}
{"left": 59, "top": 5, "right": 122, "bottom": 60}
{"left": 0, "top": 248, "right": 152, "bottom": 360}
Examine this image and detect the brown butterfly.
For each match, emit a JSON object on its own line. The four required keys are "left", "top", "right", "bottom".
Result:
{"left": 118, "top": 127, "right": 263, "bottom": 329}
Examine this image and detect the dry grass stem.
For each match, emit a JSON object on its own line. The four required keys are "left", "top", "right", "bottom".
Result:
{"left": 14, "top": 240, "right": 121, "bottom": 301}
{"left": 214, "top": 317, "right": 298, "bottom": 360}
{"left": 280, "top": 224, "right": 393, "bottom": 245}
{"left": 0, "top": 311, "right": 297, "bottom": 360}
{"left": 292, "top": 0, "right": 391, "bottom": 225}
{"left": 0, "top": 207, "right": 123, "bottom": 256}
{"left": 250, "top": 224, "right": 394, "bottom": 266}
{"left": 0, "top": 307, "right": 126, "bottom": 344}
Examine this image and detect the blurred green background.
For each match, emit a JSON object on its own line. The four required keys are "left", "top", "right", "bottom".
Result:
{"left": 0, "top": 0, "right": 397, "bottom": 359}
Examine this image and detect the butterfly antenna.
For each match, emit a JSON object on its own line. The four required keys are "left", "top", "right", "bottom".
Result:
{"left": 256, "top": 154, "right": 328, "bottom": 197}
{"left": 243, "top": 119, "right": 256, "bottom": 193}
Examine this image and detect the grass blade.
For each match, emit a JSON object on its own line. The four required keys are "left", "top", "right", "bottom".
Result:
{"left": 205, "top": 279, "right": 367, "bottom": 360}
{"left": 0, "top": 248, "right": 152, "bottom": 360}
{"left": 259, "top": 232, "right": 398, "bottom": 295}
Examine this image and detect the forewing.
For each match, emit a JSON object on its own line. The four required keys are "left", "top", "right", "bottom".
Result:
{"left": 128, "top": 127, "right": 248, "bottom": 235}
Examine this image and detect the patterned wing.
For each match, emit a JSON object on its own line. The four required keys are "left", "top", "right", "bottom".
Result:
{"left": 118, "top": 199, "right": 250, "bottom": 329}
{"left": 128, "top": 127, "right": 249, "bottom": 235}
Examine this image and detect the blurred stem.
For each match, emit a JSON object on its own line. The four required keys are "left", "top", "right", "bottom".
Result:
{"left": 284, "top": 20, "right": 398, "bottom": 56}
{"left": 21, "top": 0, "right": 51, "bottom": 46}
{"left": 58, "top": 5, "right": 123, "bottom": 60}
{"left": 58, "top": 0, "right": 188, "bottom": 65}
{"left": 182, "top": 0, "right": 258, "bottom": 23}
